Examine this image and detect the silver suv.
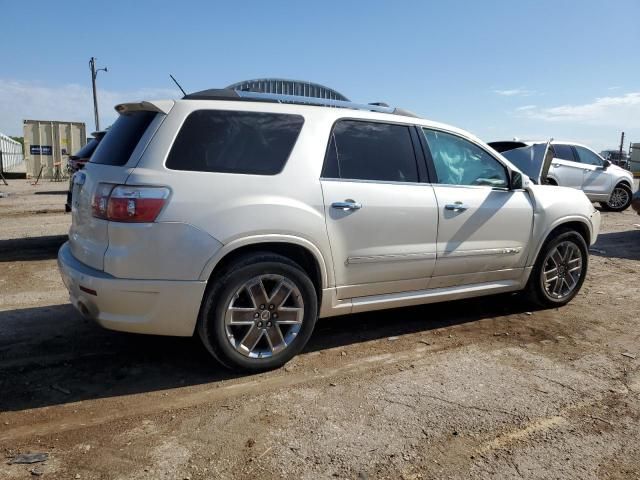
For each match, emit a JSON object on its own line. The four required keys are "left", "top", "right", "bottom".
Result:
{"left": 490, "top": 140, "right": 635, "bottom": 212}
{"left": 58, "top": 89, "right": 601, "bottom": 370}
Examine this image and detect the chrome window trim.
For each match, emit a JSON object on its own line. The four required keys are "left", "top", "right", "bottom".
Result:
{"left": 431, "top": 183, "right": 511, "bottom": 192}
{"left": 319, "top": 177, "right": 431, "bottom": 187}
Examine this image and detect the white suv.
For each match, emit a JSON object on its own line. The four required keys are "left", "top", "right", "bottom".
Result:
{"left": 58, "top": 90, "right": 601, "bottom": 370}
{"left": 490, "top": 140, "right": 635, "bottom": 211}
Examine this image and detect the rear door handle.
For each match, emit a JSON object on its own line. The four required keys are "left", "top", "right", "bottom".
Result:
{"left": 445, "top": 203, "right": 468, "bottom": 212}
{"left": 552, "top": 163, "right": 561, "bottom": 168}
{"left": 331, "top": 200, "right": 362, "bottom": 211}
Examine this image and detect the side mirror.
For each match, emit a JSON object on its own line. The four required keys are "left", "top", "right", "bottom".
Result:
{"left": 510, "top": 170, "right": 523, "bottom": 190}
{"left": 601, "top": 159, "right": 611, "bottom": 170}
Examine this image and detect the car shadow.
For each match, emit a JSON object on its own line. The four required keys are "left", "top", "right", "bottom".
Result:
{"left": 590, "top": 229, "right": 640, "bottom": 261}
{"left": 33, "top": 190, "right": 67, "bottom": 195}
{"left": 0, "top": 294, "right": 536, "bottom": 412}
{"left": 0, "top": 235, "right": 67, "bottom": 262}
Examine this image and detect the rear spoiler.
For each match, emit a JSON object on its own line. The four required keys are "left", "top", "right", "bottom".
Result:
{"left": 114, "top": 100, "right": 175, "bottom": 115}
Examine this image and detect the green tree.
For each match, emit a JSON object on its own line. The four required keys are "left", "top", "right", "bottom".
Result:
{"left": 9, "top": 136, "right": 24, "bottom": 154}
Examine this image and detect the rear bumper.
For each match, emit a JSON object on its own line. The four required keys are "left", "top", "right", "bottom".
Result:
{"left": 57, "top": 242, "right": 206, "bottom": 336}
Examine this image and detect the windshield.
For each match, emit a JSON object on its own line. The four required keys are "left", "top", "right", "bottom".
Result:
{"left": 90, "top": 111, "right": 156, "bottom": 166}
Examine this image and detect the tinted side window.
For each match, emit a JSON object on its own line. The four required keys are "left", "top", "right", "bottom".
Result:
{"left": 553, "top": 144, "right": 577, "bottom": 162}
{"left": 166, "top": 111, "right": 304, "bottom": 175}
{"left": 574, "top": 146, "right": 603, "bottom": 166}
{"left": 322, "top": 120, "right": 418, "bottom": 182}
{"left": 91, "top": 111, "right": 157, "bottom": 166}
{"left": 422, "top": 129, "right": 508, "bottom": 188}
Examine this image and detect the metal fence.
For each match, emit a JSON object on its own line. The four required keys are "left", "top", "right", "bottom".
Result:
{"left": 0, "top": 132, "right": 24, "bottom": 173}
{"left": 226, "top": 78, "right": 349, "bottom": 101}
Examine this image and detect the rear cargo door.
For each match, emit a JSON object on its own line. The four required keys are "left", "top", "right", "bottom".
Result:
{"left": 69, "top": 110, "right": 161, "bottom": 270}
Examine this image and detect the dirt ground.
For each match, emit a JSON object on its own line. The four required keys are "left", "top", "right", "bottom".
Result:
{"left": 1, "top": 179, "right": 639, "bottom": 479}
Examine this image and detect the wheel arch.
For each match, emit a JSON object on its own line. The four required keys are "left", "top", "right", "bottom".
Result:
{"left": 199, "top": 235, "right": 329, "bottom": 297}
{"left": 615, "top": 179, "right": 633, "bottom": 190}
{"left": 528, "top": 217, "right": 592, "bottom": 267}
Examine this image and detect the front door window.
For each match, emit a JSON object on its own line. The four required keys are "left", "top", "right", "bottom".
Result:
{"left": 421, "top": 129, "right": 508, "bottom": 188}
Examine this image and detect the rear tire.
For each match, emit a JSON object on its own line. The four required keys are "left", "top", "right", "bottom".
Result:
{"left": 600, "top": 184, "right": 632, "bottom": 212}
{"left": 524, "top": 229, "right": 588, "bottom": 308}
{"left": 197, "top": 252, "right": 318, "bottom": 371}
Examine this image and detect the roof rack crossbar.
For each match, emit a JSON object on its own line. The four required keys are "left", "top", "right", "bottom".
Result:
{"left": 234, "top": 90, "right": 396, "bottom": 114}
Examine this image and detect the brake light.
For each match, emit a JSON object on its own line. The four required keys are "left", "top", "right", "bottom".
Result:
{"left": 91, "top": 183, "right": 114, "bottom": 219}
{"left": 91, "top": 183, "right": 170, "bottom": 222}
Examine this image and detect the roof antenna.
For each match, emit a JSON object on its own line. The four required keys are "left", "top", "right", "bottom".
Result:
{"left": 169, "top": 74, "right": 187, "bottom": 96}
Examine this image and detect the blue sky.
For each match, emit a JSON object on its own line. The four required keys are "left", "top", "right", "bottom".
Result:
{"left": 1, "top": 0, "right": 638, "bottom": 151}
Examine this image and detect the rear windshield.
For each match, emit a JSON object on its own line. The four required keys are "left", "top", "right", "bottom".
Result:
{"left": 166, "top": 110, "right": 304, "bottom": 175}
{"left": 90, "top": 111, "right": 156, "bottom": 166}
{"left": 71, "top": 138, "right": 99, "bottom": 159}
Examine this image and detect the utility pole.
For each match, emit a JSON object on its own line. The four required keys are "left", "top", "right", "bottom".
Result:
{"left": 89, "top": 57, "right": 108, "bottom": 131}
{"left": 619, "top": 131, "right": 625, "bottom": 162}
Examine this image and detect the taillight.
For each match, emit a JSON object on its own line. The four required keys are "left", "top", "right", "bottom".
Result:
{"left": 91, "top": 183, "right": 114, "bottom": 219}
{"left": 91, "top": 183, "right": 170, "bottom": 222}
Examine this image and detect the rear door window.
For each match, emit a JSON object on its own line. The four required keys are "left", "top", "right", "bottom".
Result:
{"left": 166, "top": 110, "right": 304, "bottom": 175}
{"left": 553, "top": 144, "right": 578, "bottom": 162}
{"left": 322, "top": 120, "right": 419, "bottom": 182}
{"left": 90, "top": 111, "right": 157, "bottom": 166}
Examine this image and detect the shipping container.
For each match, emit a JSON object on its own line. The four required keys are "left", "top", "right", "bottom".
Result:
{"left": 0, "top": 132, "right": 24, "bottom": 173}
{"left": 630, "top": 143, "right": 640, "bottom": 175}
{"left": 23, "top": 120, "right": 87, "bottom": 179}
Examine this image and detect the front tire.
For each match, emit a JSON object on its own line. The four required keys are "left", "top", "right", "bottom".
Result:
{"left": 600, "top": 184, "right": 632, "bottom": 212}
{"left": 197, "top": 253, "right": 318, "bottom": 371}
{"left": 525, "top": 229, "right": 588, "bottom": 308}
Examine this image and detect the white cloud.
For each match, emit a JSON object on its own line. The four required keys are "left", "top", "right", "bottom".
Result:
{"left": 493, "top": 88, "right": 536, "bottom": 97}
{"left": 0, "top": 79, "right": 179, "bottom": 136}
{"left": 515, "top": 92, "right": 640, "bottom": 127}
{"left": 515, "top": 104, "right": 537, "bottom": 111}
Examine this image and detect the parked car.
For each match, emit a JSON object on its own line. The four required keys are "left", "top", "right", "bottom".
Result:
{"left": 632, "top": 188, "right": 640, "bottom": 215}
{"left": 489, "top": 140, "right": 635, "bottom": 212}
{"left": 58, "top": 89, "right": 601, "bottom": 371}
{"left": 65, "top": 131, "right": 106, "bottom": 212}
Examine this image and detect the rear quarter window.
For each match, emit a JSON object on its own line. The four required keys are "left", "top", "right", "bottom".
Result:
{"left": 90, "top": 111, "right": 157, "bottom": 166}
{"left": 166, "top": 110, "right": 304, "bottom": 175}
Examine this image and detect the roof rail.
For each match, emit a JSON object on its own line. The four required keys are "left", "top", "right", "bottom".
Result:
{"left": 235, "top": 91, "right": 396, "bottom": 114}
{"left": 182, "top": 88, "right": 421, "bottom": 118}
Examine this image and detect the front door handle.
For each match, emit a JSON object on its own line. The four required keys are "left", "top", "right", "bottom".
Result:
{"left": 552, "top": 163, "right": 561, "bottom": 168}
{"left": 331, "top": 200, "right": 362, "bottom": 211}
{"left": 445, "top": 202, "right": 468, "bottom": 212}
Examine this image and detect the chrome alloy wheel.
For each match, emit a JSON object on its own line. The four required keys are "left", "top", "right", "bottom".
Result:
{"left": 224, "top": 274, "right": 304, "bottom": 359}
{"left": 542, "top": 241, "right": 584, "bottom": 300}
{"left": 607, "top": 187, "right": 630, "bottom": 209}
